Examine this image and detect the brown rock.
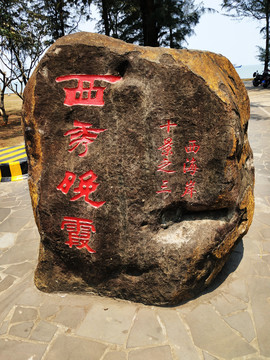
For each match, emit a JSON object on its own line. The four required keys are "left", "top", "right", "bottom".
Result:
{"left": 22, "top": 32, "right": 254, "bottom": 305}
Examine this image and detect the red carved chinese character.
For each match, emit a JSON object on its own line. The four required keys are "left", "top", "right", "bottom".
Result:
{"left": 181, "top": 180, "right": 196, "bottom": 198}
{"left": 185, "top": 140, "right": 200, "bottom": 154}
{"left": 183, "top": 158, "right": 199, "bottom": 176}
{"left": 57, "top": 171, "right": 76, "bottom": 194}
{"left": 160, "top": 119, "right": 177, "bottom": 133}
{"left": 157, "top": 159, "right": 176, "bottom": 174}
{"left": 156, "top": 180, "right": 171, "bottom": 194}
{"left": 64, "top": 120, "right": 107, "bottom": 157}
{"left": 57, "top": 170, "right": 105, "bottom": 208}
{"left": 70, "top": 170, "right": 105, "bottom": 208}
{"left": 56, "top": 74, "right": 122, "bottom": 106}
{"left": 158, "top": 137, "right": 173, "bottom": 158}
{"left": 61, "top": 216, "right": 96, "bottom": 253}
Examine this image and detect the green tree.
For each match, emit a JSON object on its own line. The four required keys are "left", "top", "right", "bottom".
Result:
{"left": 0, "top": 0, "right": 95, "bottom": 125}
{"left": 0, "top": 0, "right": 48, "bottom": 123}
{"left": 158, "top": 0, "right": 203, "bottom": 48}
{"left": 257, "top": 44, "right": 270, "bottom": 65}
{"left": 33, "top": 0, "right": 87, "bottom": 41}
{"left": 91, "top": 0, "right": 125, "bottom": 38}
{"left": 222, "top": 0, "right": 270, "bottom": 72}
{"left": 93, "top": 0, "right": 207, "bottom": 48}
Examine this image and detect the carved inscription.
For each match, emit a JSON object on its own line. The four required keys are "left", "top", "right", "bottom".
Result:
{"left": 55, "top": 74, "right": 119, "bottom": 252}
{"left": 61, "top": 217, "right": 96, "bottom": 253}
{"left": 156, "top": 120, "right": 177, "bottom": 194}
{"left": 64, "top": 120, "right": 107, "bottom": 157}
{"left": 181, "top": 140, "right": 200, "bottom": 198}
{"left": 56, "top": 74, "right": 121, "bottom": 106}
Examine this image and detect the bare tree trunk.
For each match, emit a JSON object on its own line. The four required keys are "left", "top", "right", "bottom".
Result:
{"left": 0, "top": 91, "right": 9, "bottom": 125}
{"left": 265, "top": 0, "right": 270, "bottom": 72}
{"left": 140, "top": 0, "right": 159, "bottom": 47}
{"left": 0, "top": 72, "right": 9, "bottom": 125}
{"left": 10, "top": 44, "right": 28, "bottom": 86}
{"left": 101, "top": 0, "right": 110, "bottom": 36}
{"left": 58, "top": 0, "right": 66, "bottom": 37}
{"left": 169, "top": 26, "right": 174, "bottom": 48}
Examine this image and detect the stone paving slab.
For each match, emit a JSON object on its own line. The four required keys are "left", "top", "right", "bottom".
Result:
{"left": 0, "top": 83, "right": 270, "bottom": 360}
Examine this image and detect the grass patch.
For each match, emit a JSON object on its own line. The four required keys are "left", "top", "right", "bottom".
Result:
{"left": 0, "top": 94, "right": 24, "bottom": 148}
{"left": 4, "top": 93, "right": 23, "bottom": 115}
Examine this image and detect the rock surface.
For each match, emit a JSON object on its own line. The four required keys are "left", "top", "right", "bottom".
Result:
{"left": 22, "top": 32, "right": 254, "bottom": 305}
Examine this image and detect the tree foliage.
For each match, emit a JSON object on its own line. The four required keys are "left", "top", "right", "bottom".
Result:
{"left": 257, "top": 44, "right": 270, "bottom": 64}
{"left": 0, "top": 0, "right": 211, "bottom": 124}
{"left": 0, "top": 0, "right": 88, "bottom": 123}
{"left": 93, "top": 0, "right": 207, "bottom": 48}
{"left": 222, "top": 0, "right": 270, "bottom": 71}
{"left": 33, "top": 0, "right": 88, "bottom": 42}
{"left": 158, "top": 0, "right": 204, "bottom": 48}
{"left": 0, "top": 0, "right": 49, "bottom": 123}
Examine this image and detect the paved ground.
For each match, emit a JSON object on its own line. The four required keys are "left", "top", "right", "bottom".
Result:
{"left": 0, "top": 82, "right": 269, "bottom": 360}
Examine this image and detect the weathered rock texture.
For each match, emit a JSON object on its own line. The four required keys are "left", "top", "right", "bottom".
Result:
{"left": 22, "top": 32, "right": 254, "bottom": 306}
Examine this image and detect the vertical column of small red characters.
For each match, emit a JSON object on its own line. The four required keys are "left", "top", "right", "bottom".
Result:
{"left": 181, "top": 140, "right": 200, "bottom": 199}
{"left": 55, "top": 74, "right": 121, "bottom": 253}
{"left": 156, "top": 119, "right": 178, "bottom": 194}
{"left": 156, "top": 118, "right": 200, "bottom": 200}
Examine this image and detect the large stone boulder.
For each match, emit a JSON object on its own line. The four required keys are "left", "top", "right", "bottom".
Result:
{"left": 22, "top": 32, "right": 254, "bottom": 306}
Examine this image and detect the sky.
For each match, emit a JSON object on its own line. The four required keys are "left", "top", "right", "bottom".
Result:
{"left": 181, "top": 0, "right": 264, "bottom": 66}
{"left": 81, "top": 0, "right": 265, "bottom": 67}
